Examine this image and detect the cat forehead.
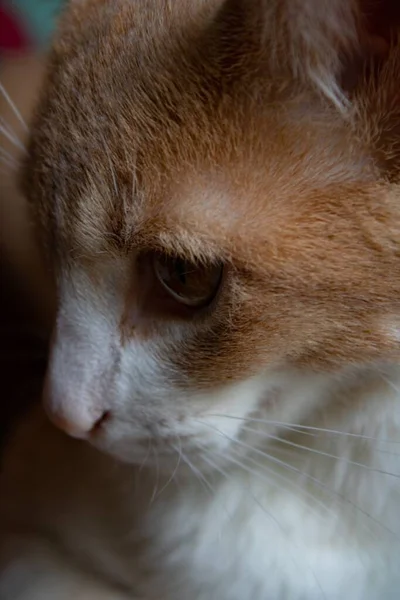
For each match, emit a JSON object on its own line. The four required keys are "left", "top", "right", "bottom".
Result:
{"left": 26, "top": 101, "right": 367, "bottom": 268}
{"left": 23, "top": 0, "right": 371, "bottom": 263}
{"left": 26, "top": 59, "right": 362, "bottom": 262}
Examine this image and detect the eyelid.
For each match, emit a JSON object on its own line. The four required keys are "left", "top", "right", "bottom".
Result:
{"left": 133, "top": 231, "right": 222, "bottom": 266}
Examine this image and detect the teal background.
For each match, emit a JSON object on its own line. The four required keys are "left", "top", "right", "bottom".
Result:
{"left": 5, "top": 0, "right": 66, "bottom": 48}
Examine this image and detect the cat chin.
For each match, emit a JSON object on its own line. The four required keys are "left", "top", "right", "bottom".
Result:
{"left": 90, "top": 434, "right": 227, "bottom": 473}
{"left": 95, "top": 444, "right": 180, "bottom": 469}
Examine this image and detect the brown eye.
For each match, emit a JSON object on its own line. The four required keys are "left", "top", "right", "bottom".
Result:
{"left": 153, "top": 254, "right": 223, "bottom": 308}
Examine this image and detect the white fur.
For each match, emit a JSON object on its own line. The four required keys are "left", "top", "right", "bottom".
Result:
{"left": 1, "top": 1, "right": 399, "bottom": 597}
{"left": 0, "top": 267, "right": 399, "bottom": 599}
{"left": 1, "top": 372, "right": 399, "bottom": 600}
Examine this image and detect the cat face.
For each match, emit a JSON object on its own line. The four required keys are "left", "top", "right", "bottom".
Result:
{"left": 23, "top": 0, "right": 400, "bottom": 467}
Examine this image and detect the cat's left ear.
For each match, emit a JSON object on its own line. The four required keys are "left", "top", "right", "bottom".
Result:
{"left": 216, "top": 0, "right": 399, "bottom": 109}
{"left": 271, "top": 0, "right": 399, "bottom": 106}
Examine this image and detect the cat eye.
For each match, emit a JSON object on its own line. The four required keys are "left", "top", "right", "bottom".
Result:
{"left": 152, "top": 254, "right": 223, "bottom": 308}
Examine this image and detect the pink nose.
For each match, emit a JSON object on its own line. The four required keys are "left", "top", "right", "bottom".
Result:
{"left": 46, "top": 409, "right": 110, "bottom": 439}
{"left": 43, "top": 378, "right": 110, "bottom": 440}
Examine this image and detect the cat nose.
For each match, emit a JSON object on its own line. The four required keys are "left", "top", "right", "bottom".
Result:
{"left": 48, "top": 407, "right": 110, "bottom": 440}
{"left": 43, "top": 377, "right": 110, "bottom": 439}
{"left": 43, "top": 311, "right": 114, "bottom": 440}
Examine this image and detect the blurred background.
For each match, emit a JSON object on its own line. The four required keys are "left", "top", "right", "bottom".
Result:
{"left": 0, "top": 1, "right": 66, "bottom": 443}
{"left": 0, "top": 0, "right": 63, "bottom": 52}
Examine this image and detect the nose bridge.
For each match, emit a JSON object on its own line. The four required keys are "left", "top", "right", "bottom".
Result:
{"left": 43, "top": 308, "right": 113, "bottom": 438}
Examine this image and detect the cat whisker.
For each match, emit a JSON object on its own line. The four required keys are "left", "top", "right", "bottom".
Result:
{"left": 248, "top": 428, "right": 400, "bottom": 458}
{"left": 0, "top": 146, "right": 19, "bottom": 165}
{"left": 0, "top": 121, "right": 26, "bottom": 153}
{"left": 217, "top": 440, "right": 350, "bottom": 528}
{"left": 224, "top": 445, "right": 372, "bottom": 569}
{"left": 238, "top": 424, "right": 400, "bottom": 478}
{"left": 154, "top": 435, "right": 182, "bottom": 499}
{"left": 174, "top": 446, "right": 214, "bottom": 496}
{"left": 0, "top": 81, "right": 28, "bottom": 132}
{"left": 196, "top": 420, "right": 400, "bottom": 541}
{"left": 198, "top": 446, "right": 327, "bottom": 599}
{"left": 380, "top": 374, "right": 400, "bottom": 394}
{"left": 279, "top": 426, "right": 317, "bottom": 438}
{"left": 214, "top": 443, "right": 377, "bottom": 560}
{"left": 138, "top": 434, "right": 152, "bottom": 474}
{"left": 0, "top": 117, "right": 22, "bottom": 140}
{"left": 184, "top": 448, "right": 234, "bottom": 526}
{"left": 0, "top": 149, "right": 18, "bottom": 171}
{"left": 150, "top": 444, "right": 161, "bottom": 504}
{"left": 206, "top": 413, "right": 400, "bottom": 444}
{"left": 196, "top": 439, "right": 335, "bottom": 524}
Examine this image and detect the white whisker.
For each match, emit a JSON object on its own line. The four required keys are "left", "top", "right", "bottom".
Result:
{"left": 239, "top": 424, "right": 400, "bottom": 479}
{"left": 225, "top": 445, "right": 379, "bottom": 560}
{"left": 230, "top": 446, "right": 343, "bottom": 522}
{"left": 150, "top": 444, "right": 160, "bottom": 504}
{"left": 154, "top": 436, "right": 182, "bottom": 499}
{"left": 0, "top": 122, "right": 26, "bottom": 153}
{"left": 139, "top": 435, "right": 152, "bottom": 473}
{"left": 0, "top": 146, "right": 18, "bottom": 164}
{"left": 196, "top": 439, "right": 337, "bottom": 525}
{"left": 197, "top": 420, "right": 399, "bottom": 541}
{"left": 197, "top": 446, "right": 326, "bottom": 598}
{"left": 0, "top": 81, "right": 28, "bottom": 131}
{"left": 206, "top": 413, "right": 400, "bottom": 444}
{"left": 281, "top": 426, "right": 317, "bottom": 438}
{"left": 0, "top": 117, "right": 23, "bottom": 143}
{"left": 173, "top": 446, "right": 214, "bottom": 495}
{"left": 380, "top": 374, "right": 400, "bottom": 394}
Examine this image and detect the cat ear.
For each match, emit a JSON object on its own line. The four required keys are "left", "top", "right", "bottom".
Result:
{"left": 260, "top": 0, "right": 362, "bottom": 109}
{"left": 215, "top": 0, "right": 397, "bottom": 110}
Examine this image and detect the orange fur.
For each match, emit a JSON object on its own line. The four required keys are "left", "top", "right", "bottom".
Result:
{"left": 0, "top": 3, "right": 399, "bottom": 599}
{"left": 21, "top": 0, "right": 399, "bottom": 387}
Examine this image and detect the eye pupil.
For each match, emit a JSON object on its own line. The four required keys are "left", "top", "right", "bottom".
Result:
{"left": 175, "top": 259, "right": 187, "bottom": 285}
{"left": 153, "top": 254, "right": 222, "bottom": 308}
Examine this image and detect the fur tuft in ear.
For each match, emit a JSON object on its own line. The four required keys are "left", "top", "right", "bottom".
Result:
{"left": 217, "top": 0, "right": 397, "bottom": 111}
{"left": 259, "top": 0, "right": 361, "bottom": 110}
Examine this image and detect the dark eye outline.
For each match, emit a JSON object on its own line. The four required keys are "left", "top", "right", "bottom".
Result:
{"left": 152, "top": 253, "right": 223, "bottom": 309}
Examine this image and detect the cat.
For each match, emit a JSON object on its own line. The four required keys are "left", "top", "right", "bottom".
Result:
{"left": 0, "top": 0, "right": 399, "bottom": 599}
